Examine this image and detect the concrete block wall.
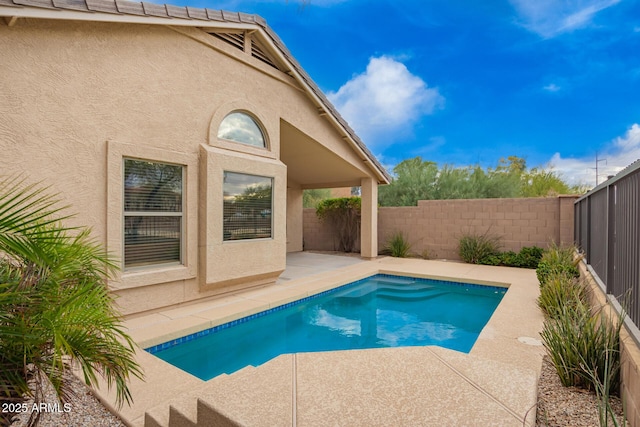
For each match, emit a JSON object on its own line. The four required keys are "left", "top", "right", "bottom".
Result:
{"left": 581, "top": 262, "right": 640, "bottom": 427}
{"left": 621, "top": 334, "right": 640, "bottom": 427}
{"left": 303, "top": 209, "right": 351, "bottom": 251}
{"left": 303, "top": 196, "right": 578, "bottom": 259}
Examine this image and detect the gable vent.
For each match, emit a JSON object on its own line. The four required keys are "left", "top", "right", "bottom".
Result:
{"left": 250, "top": 40, "right": 279, "bottom": 70}
{"left": 211, "top": 32, "right": 245, "bottom": 51}
{"left": 208, "top": 31, "right": 281, "bottom": 72}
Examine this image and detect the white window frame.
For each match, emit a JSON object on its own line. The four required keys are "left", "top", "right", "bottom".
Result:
{"left": 123, "top": 158, "right": 184, "bottom": 270}
{"left": 107, "top": 141, "right": 197, "bottom": 290}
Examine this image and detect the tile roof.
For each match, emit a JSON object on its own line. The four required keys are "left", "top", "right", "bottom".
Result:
{"left": 0, "top": 0, "right": 391, "bottom": 183}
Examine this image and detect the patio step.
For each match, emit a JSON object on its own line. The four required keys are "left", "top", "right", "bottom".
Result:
{"left": 195, "top": 399, "right": 241, "bottom": 427}
{"left": 143, "top": 366, "right": 260, "bottom": 427}
{"left": 144, "top": 391, "right": 200, "bottom": 427}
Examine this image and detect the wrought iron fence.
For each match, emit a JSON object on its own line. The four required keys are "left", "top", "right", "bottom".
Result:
{"left": 575, "top": 159, "right": 640, "bottom": 334}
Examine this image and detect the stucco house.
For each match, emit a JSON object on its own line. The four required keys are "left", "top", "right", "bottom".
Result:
{"left": 0, "top": 0, "right": 390, "bottom": 315}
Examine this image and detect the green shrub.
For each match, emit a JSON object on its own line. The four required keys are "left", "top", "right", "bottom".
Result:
{"left": 458, "top": 232, "right": 501, "bottom": 264}
{"left": 516, "top": 246, "right": 544, "bottom": 269}
{"left": 536, "top": 244, "right": 581, "bottom": 285}
{"left": 383, "top": 232, "right": 412, "bottom": 258}
{"left": 499, "top": 251, "right": 519, "bottom": 267}
{"left": 478, "top": 253, "right": 502, "bottom": 266}
{"left": 475, "top": 246, "right": 543, "bottom": 268}
{"left": 316, "top": 197, "right": 361, "bottom": 252}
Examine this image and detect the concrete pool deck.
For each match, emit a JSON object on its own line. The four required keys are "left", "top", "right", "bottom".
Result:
{"left": 97, "top": 253, "right": 546, "bottom": 427}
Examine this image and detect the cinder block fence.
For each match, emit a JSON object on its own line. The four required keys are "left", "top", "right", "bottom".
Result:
{"left": 303, "top": 196, "right": 577, "bottom": 259}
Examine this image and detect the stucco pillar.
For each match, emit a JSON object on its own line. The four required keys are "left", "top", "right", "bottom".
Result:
{"left": 360, "top": 177, "right": 378, "bottom": 258}
{"left": 286, "top": 184, "right": 303, "bottom": 252}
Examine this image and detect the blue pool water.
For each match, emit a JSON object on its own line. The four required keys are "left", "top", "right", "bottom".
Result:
{"left": 147, "top": 274, "right": 506, "bottom": 380}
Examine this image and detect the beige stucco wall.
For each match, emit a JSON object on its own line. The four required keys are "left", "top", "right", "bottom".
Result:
{"left": 304, "top": 196, "right": 578, "bottom": 258}
{"left": 360, "top": 177, "right": 378, "bottom": 258}
{"left": 286, "top": 182, "right": 304, "bottom": 252}
{"left": 0, "top": 18, "right": 378, "bottom": 315}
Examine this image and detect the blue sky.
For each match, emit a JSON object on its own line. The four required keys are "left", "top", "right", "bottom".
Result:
{"left": 176, "top": 0, "right": 639, "bottom": 187}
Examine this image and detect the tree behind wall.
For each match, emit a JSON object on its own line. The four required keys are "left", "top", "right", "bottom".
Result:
{"left": 303, "top": 188, "right": 332, "bottom": 208}
{"left": 315, "top": 197, "right": 361, "bottom": 252}
{"left": 379, "top": 156, "right": 586, "bottom": 206}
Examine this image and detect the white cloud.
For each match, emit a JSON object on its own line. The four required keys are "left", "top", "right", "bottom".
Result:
{"left": 509, "top": 0, "right": 620, "bottom": 38}
{"left": 543, "top": 83, "right": 561, "bottom": 92}
{"left": 549, "top": 123, "right": 640, "bottom": 187}
{"left": 327, "top": 56, "right": 444, "bottom": 150}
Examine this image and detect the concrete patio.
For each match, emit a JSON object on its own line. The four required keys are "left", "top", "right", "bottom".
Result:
{"left": 98, "top": 252, "right": 546, "bottom": 427}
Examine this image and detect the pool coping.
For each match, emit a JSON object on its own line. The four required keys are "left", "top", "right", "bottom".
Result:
{"left": 93, "top": 255, "right": 546, "bottom": 427}
{"left": 144, "top": 273, "right": 508, "bottom": 357}
{"left": 131, "top": 267, "right": 513, "bottom": 351}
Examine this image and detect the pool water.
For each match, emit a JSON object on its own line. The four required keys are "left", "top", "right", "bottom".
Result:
{"left": 147, "top": 274, "right": 506, "bottom": 380}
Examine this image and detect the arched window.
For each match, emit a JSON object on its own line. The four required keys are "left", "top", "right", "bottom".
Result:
{"left": 217, "top": 112, "right": 266, "bottom": 148}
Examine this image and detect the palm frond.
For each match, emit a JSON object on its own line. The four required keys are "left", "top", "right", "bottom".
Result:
{"left": 0, "top": 177, "right": 143, "bottom": 415}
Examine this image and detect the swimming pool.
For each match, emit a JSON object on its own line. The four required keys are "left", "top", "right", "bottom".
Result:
{"left": 146, "top": 274, "right": 506, "bottom": 380}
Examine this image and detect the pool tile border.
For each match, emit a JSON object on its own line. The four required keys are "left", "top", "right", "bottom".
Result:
{"left": 145, "top": 273, "right": 507, "bottom": 355}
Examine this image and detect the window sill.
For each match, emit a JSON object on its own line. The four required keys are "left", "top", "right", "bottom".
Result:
{"left": 110, "top": 264, "right": 195, "bottom": 290}
{"left": 215, "top": 139, "right": 276, "bottom": 159}
{"left": 223, "top": 237, "right": 274, "bottom": 243}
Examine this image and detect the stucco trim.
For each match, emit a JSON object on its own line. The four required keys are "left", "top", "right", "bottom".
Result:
{"left": 107, "top": 140, "right": 198, "bottom": 290}
{"left": 199, "top": 144, "right": 286, "bottom": 288}
{"left": 208, "top": 100, "right": 277, "bottom": 159}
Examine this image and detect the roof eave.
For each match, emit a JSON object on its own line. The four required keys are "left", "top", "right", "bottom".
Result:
{"left": 255, "top": 27, "right": 391, "bottom": 184}
{"left": 0, "top": 5, "right": 259, "bottom": 29}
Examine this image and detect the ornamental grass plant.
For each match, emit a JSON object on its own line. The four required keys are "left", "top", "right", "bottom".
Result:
{"left": 536, "top": 244, "right": 625, "bottom": 427}
{"left": 538, "top": 273, "right": 589, "bottom": 319}
{"left": 457, "top": 230, "right": 542, "bottom": 269}
{"left": 540, "top": 302, "right": 622, "bottom": 392}
{"left": 383, "top": 232, "right": 412, "bottom": 258}
{"left": 457, "top": 231, "right": 501, "bottom": 264}
{"left": 536, "top": 243, "right": 580, "bottom": 286}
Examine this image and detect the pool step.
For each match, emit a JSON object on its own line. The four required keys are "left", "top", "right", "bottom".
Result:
{"left": 370, "top": 277, "right": 417, "bottom": 286}
{"left": 336, "top": 280, "right": 430, "bottom": 300}
{"left": 376, "top": 288, "right": 448, "bottom": 302}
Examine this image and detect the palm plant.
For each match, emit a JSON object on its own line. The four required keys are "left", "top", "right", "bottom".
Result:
{"left": 0, "top": 177, "right": 142, "bottom": 426}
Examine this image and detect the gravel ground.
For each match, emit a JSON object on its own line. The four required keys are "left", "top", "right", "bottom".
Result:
{"left": 9, "top": 372, "right": 125, "bottom": 427}
{"left": 536, "top": 355, "right": 626, "bottom": 427}
{"left": 8, "top": 355, "right": 626, "bottom": 427}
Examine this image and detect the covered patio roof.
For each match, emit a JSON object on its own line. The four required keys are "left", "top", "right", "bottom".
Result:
{"left": 280, "top": 120, "right": 375, "bottom": 190}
